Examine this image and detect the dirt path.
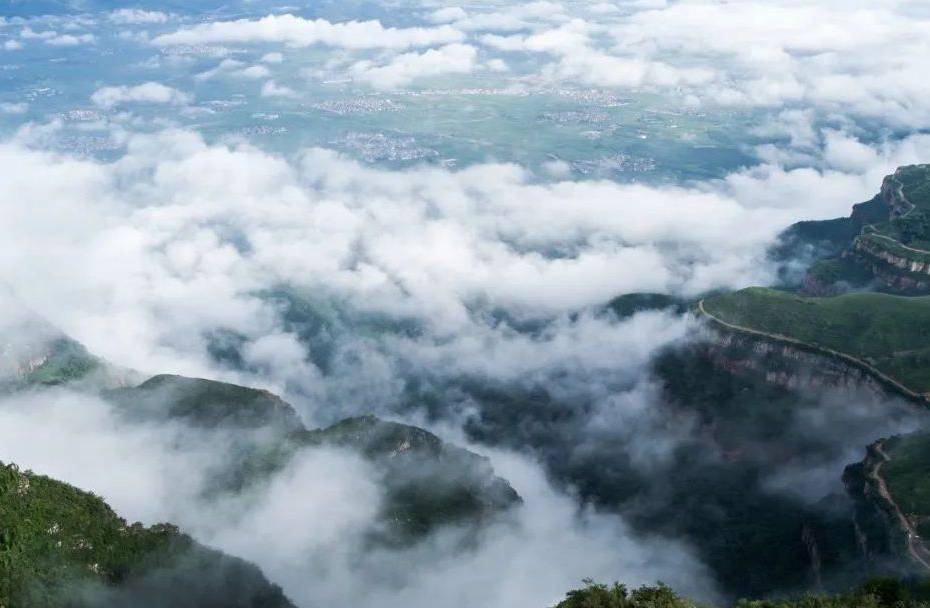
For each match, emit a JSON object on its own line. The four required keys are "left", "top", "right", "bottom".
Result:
{"left": 870, "top": 441, "right": 930, "bottom": 571}
{"left": 861, "top": 229, "right": 930, "bottom": 257}
{"left": 696, "top": 300, "right": 927, "bottom": 403}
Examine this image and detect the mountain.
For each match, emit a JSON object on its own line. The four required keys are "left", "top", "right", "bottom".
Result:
{"left": 774, "top": 165, "right": 930, "bottom": 294}
{"left": 0, "top": 461, "right": 295, "bottom": 608}
{"left": 105, "top": 374, "right": 305, "bottom": 432}
{"left": 0, "top": 287, "right": 521, "bottom": 544}
{"left": 845, "top": 432, "right": 930, "bottom": 574}
{"left": 700, "top": 288, "right": 930, "bottom": 403}
{"left": 0, "top": 287, "right": 136, "bottom": 392}
{"left": 103, "top": 374, "right": 520, "bottom": 542}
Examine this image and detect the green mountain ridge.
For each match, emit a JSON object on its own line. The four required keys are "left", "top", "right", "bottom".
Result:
{"left": 701, "top": 288, "right": 930, "bottom": 400}
{"left": 0, "top": 305, "right": 521, "bottom": 605}
{"left": 773, "top": 164, "right": 930, "bottom": 294}
{"left": 0, "top": 461, "right": 295, "bottom": 608}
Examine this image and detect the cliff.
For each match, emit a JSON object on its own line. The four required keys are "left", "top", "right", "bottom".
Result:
{"left": 774, "top": 164, "right": 930, "bottom": 295}
{"left": 843, "top": 435, "right": 930, "bottom": 576}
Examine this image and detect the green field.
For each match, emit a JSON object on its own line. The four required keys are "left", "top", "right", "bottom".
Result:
{"left": 702, "top": 288, "right": 930, "bottom": 394}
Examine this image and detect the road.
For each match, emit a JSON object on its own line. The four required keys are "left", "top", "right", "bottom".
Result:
{"left": 696, "top": 300, "right": 927, "bottom": 403}
{"left": 870, "top": 441, "right": 930, "bottom": 571}
{"left": 856, "top": 175, "right": 930, "bottom": 257}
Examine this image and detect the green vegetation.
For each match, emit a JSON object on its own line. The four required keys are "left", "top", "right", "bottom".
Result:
{"left": 0, "top": 461, "right": 293, "bottom": 608}
{"left": 866, "top": 165, "right": 930, "bottom": 250}
{"left": 771, "top": 165, "right": 930, "bottom": 293}
{"left": 553, "top": 578, "right": 930, "bottom": 608}
{"left": 881, "top": 433, "right": 930, "bottom": 538}
{"left": 702, "top": 287, "right": 930, "bottom": 394}
{"left": 23, "top": 339, "right": 101, "bottom": 387}
{"left": 896, "top": 165, "right": 930, "bottom": 211}
{"left": 859, "top": 232, "right": 930, "bottom": 264}
{"left": 102, "top": 376, "right": 520, "bottom": 542}
{"left": 553, "top": 580, "right": 699, "bottom": 608}
{"left": 308, "top": 416, "right": 520, "bottom": 540}
{"left": 105, "top": 374, "right": 303, "bottom": 432}
{"left": 604, "top": 293, "right": 691, "bottom": 320}
{"left": 806, "top": 256, "right": 877, "bottom": 291}
{"left": 772, "top": 195, "right": 889, "bottom": 265}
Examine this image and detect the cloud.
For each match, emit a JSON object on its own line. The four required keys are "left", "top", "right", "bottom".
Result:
{"left": 153, "top": 14, "right": 465, "bottom": 50}
{"left": 240, "top": 65, "right": 271, "bottom": 79}
{"left": 3, "top": 39, "right": 22, "bottom": 50}
{"left": 0, "top": 386, "right": 718, "bottom": 608}
{"left": 3, "top": 127, "right": 927, "bottom": 402}
{"left": 260, "top": 80, "right": 298, "bottom": 98}
{"left": 19, "top": 27, "right": 57, "bottom": 40}
{"left": 261, "top": 52, "right": 284, "bottom": 64}
{"left": 108, "top": 9, "right": 170, "bottom": 25}
{"left": 91, "top": 82, "right": 192, "bottom": 109}
{"left": 350, "top": 43, "right": 478, "bottom": 89}
{"left": 45, "top": 33, "right": 95, "bottom": 46}
{"left": 447, "top": 1, "right": 930, "bottom": 128}
{"left": 429, "top": 7, "right": 468, "bottom": 24}
{"left": 0, "top": 102, "right": 26, "bottom": 114}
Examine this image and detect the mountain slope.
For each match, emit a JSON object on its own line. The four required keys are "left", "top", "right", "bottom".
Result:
{"left": 0, "top": 461, "right": 295, "bottom": 608}
{"left": 701, "top": 288, "right": 930, "bottom": 400}
{"left": 774, "top": 164, "right": 930, "bottom": 294}
{"left": 101, "top": 374, "right": 520, "bottom": 541}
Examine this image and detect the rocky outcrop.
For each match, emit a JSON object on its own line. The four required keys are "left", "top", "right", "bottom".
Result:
{"left": 881, "top": 174, "right": 912, "bottom": 219}
{"left": 843, "top": 443, "right": 915, "bottom": 575}
{"left": 852, "top": 239, "right": 930, "bottom": 276}
{"left": 704, "top": 327, "right": 892, "bottom": 400}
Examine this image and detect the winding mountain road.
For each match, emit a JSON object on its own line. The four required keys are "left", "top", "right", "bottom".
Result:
{"left": 696, "top": 300, "right": 927, "bottom": 403}
{"left": 698, "top": 299, "right": 930, "bottom": 570}
{"left": 870, "top": 441, "right": 930, "bottom": 572}
{"left": 857, "top": 175, "right": 930, "bottom": 257}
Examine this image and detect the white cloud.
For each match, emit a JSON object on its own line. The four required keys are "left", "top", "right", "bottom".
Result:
{"left": 108, "top": 9, "right": 170, "bottom": 25}
{"left": 20, "top": 27, "right": 57, "bottom": 40}
{"left": 260, "top": 80, "right": 298, "bottom": 98}
{"left": 454, "top": 1, "right": 930, "bottom": 128}
{"left": 91, "top": 82, "right": 192, "bottom": 109}
{"left": 45, "top": 33, "right": 96, "bottom": 46}
{"left": 194, "top": 58, "right": 245, "bottom": 81}
{"left": 3, "top": 39, "right": 22, "bottom": 50}
{"left": 0, "top": 386, "right": 717, "bottom": 608}
{"left": 261, "top": 51, "right": 284, "bottom": 64}
{"left": 0, "top": 102, "right": 26, "bottom": 115}
{"left": 3, "top": 127, "right": 924, "bottom": 387}
{"left": 429, "top": 7, "right": 468, "bottom": 24}
{"left": 240, "top": 65, "right": 271, "bottom": 79}
{"left": 153, "top": 14, "right": 464, "bottom": 50}
{"left": 350, "top": 43, "right": 478, "bottom": 89}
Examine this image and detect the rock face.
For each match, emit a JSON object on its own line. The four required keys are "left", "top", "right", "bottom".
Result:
{"left": 843, "top": 442, "right": 923, "bottom": 577}
{"left": 881, "top": 173, "right": 913, "bottom": 220}
{"left": 774, "top": 164, "right": 930, "bottom": 295}
{"left": 704, "top": 328, "right": 891, "bottom": 399}
{"left": 849, "top": 240, "right": 930, "bottom": 291}
{"left": 844, "top": 433, "right": 930, "bottom": 577}
{"left": 0, "top": 461, "right": 296, "bottom": 608}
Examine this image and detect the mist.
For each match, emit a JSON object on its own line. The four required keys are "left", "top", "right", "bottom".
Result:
{"left": 0, "top": 386, "right": 719, "bottom": 607}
